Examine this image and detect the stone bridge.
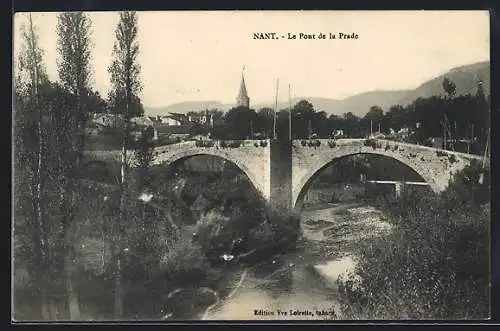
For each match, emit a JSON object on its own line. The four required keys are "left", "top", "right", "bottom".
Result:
{"left": 83, "top": 139, "right": 487, "bottom": 212}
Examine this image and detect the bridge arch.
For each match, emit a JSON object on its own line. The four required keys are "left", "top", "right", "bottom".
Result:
{"left": 152, "top": 142, "right": 270, "bottom": 200}
{"left": 292, "top": 148, "right": 442, "bottom": 210}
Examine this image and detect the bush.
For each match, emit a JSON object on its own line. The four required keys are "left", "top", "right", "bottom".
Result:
{"left": 364, "top": 139, "right": 377, "bottom": 149}
{"left": 337, "top": 166, "right": 490, "bottom": 319}
{"left": 308, "top": 140, "right": 321, "bottom": 147}
{"left": 195, "top": 140, "right": 215, "bottom": 148}
{"left": 301, "top": 140, "right": 307, "bottom": 146}
{"left": 260, "top": 140, "right": 268, "bottom": 147}
{"left": 328, "top": 140, "right": 337, "bottom": 148}
{"left": 436, "top": 151, "right": 448, "bottom": 157}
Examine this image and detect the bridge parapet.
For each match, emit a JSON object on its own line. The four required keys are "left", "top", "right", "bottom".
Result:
{"left": 83, "top": 138, "right": 487, "bottom": 212}
{"left": 291, "top": 138, "right": 486, "bottom": 208}
{"left": 152, "top": 139, "right": 272, "bottom": 200}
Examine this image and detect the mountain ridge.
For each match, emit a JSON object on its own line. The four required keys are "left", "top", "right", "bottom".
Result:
{"left": 145, "top": 61, "right": 490, "bottom": 118}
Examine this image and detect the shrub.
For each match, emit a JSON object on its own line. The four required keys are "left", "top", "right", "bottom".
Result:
{"left": 307, "top": 140, "right": 321, "bottom": 147}
{"left": 220, "top": 141, "right": 228, "bottom": 148}
{"left": 436, "top": 151, "right": 448, "bottom": 157}
{"left": 260, "top": 140, "right": 268, "bottom": 147}
{"left": 328, "top": 140, "right": 337, "bottom": 148}
{"left": 301, "top": 140, "right": 307, "bottom": 147}
{"left": 364, "top": 139, "right": 377, "bottom": 149}
{"left": 337, "top": 167, "right": 490, "bottom": 319}
{"left": 195, "top": 140, "right": 215, "bottom": 148}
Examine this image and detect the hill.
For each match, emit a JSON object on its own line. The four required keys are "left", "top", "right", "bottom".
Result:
{"left": 145, "top": 101, "right": 233, "bottom": 117}
{"left": 145, "top": 61, "right": 490, "bottom": 118}
{"left": 396, "top": 61, "right": 490, "bottom": 106}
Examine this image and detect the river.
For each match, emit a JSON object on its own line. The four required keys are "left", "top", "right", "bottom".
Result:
{"left": 202, "top": 200, "right": 393, "bottom": 320}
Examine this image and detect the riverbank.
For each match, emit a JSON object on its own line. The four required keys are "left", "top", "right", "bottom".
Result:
{"left": 203, "top": 200, "right": 393, "bottom": 320}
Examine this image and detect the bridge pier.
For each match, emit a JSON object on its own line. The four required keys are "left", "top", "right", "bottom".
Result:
{"left": 269, "top": 139, "right": 293, "bottom": 215}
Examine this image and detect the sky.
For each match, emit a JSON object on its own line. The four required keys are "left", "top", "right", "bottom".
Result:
{"left": 13, "top": 10, "right": 490, "bottom": 108}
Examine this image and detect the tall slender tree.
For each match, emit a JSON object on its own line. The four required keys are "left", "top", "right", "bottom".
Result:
{"left": 16, "top": 13, "right": 51, "bottom": 319}
{"left": 55, "top": 11, "right": 93, "bottom": 320}
{"left": 108, "top": 11, "right": 142, "bottom": 318}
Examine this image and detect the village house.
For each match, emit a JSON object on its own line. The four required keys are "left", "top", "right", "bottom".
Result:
{"left": 158, "top": 113, "right": 186, "bottom": 126}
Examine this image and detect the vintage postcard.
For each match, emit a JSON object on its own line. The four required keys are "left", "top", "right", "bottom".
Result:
{"left": 12, "top": 10, "right": 490, "bottom": 321}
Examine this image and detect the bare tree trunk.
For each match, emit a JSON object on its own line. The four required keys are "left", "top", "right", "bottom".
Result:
{"left": 27, "top": 14, "right": 51, "bottom": 320}
{"left": 114, "top": 125, "right": 128, "bottom": 319}
{"left": 64, "top": 214, "right": 81, "bottom": 320}
{"left": 63, "top": 89, "right": 85, "bottom": 321}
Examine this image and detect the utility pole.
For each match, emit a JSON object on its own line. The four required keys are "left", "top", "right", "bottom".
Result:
{"left": 273, "top": 78, "right": 279, "bottom": 140}
{"left": 288, "top": 84, "right": 292, "bottom": 141}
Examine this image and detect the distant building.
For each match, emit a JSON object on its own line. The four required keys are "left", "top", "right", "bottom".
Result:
{"left": 187, "top": 110, "right": 214, "bottom": 127}
{"left": 130, "top": 116, "right": 155, "bottom": 127}
{"left": 91, "top": 113, "right": 123, "bottom": 128}
{"left": 158, "top": 113, "right": 184, "bottom": 126}
{"left": 236, "top": 71, "right": 250, "bottom": 108}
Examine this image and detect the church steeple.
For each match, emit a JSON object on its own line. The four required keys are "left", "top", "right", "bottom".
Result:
{"left": 236, "top": 67, "right": 250, "bottom": 108}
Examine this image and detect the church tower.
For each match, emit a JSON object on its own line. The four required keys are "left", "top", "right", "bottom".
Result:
{"left": 236, "top": 69, "right": 250, "bottom": 108}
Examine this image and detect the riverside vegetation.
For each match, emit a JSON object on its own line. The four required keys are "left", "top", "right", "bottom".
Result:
{"left": 13, "top": 11, "right": 489, "bottom": 321}
{"left": 335, "top": 162, "right": 490, "bottom": 320}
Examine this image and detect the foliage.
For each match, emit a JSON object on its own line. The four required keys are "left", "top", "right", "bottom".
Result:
{"left": 337, "top": 165, "right": 490, "bottom": 319}
{"left": 223, "top": 106, "right": 257, "bottom": 139}
{"left": 107, "top": 11, "right": 143, "bottom": 119}
{"left": 208, "top": 77, "right": 488, "bottom": 154}
{"left": 363, "top": 139, "right": 377, "bottom": 149}
{"left": 194, "top": 140, "right": 215, "bottom": 148}
{"left": 56, "top": 13, "right": 92, "bottom": 98}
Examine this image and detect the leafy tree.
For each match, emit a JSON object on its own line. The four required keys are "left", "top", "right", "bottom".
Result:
{"left": 108, "top": 11, "right": 143, "bottom": 318}
{"left": 291, "top": 100, "right": 315, "bottom": 138}
{"left": 363, "top": 106, "right": 384, "bottom": 134}
{"left": 256, "top": 107, "right": 274, "bottom": 138}
{"left": 442, "top": 77, "right": 457, "bottom": 99}
{"left": 223, "top": 106, "right": 257, "bottom": 139}
{"left": 342, "top": 112, "right": 361, "bottom": 138}
{"left": 15, "top": 13, "right": 51, "bottom": 319}
{"left": 55, "top": 11, "right": 93, "bottom": 319}
{"left": 328, "top": 114, "right": 343, "bottom": 135}
{"left": 84, "top": 89, "right": 107, "bottom": 114}
{"left": 108, "top": 90, "right": 144, "bottom": 117}
{"left": 382, "top": 105, "right": 406, "bottom": 133}
{"left": 313, "top": 110, "right": 329, "bottom": 138}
